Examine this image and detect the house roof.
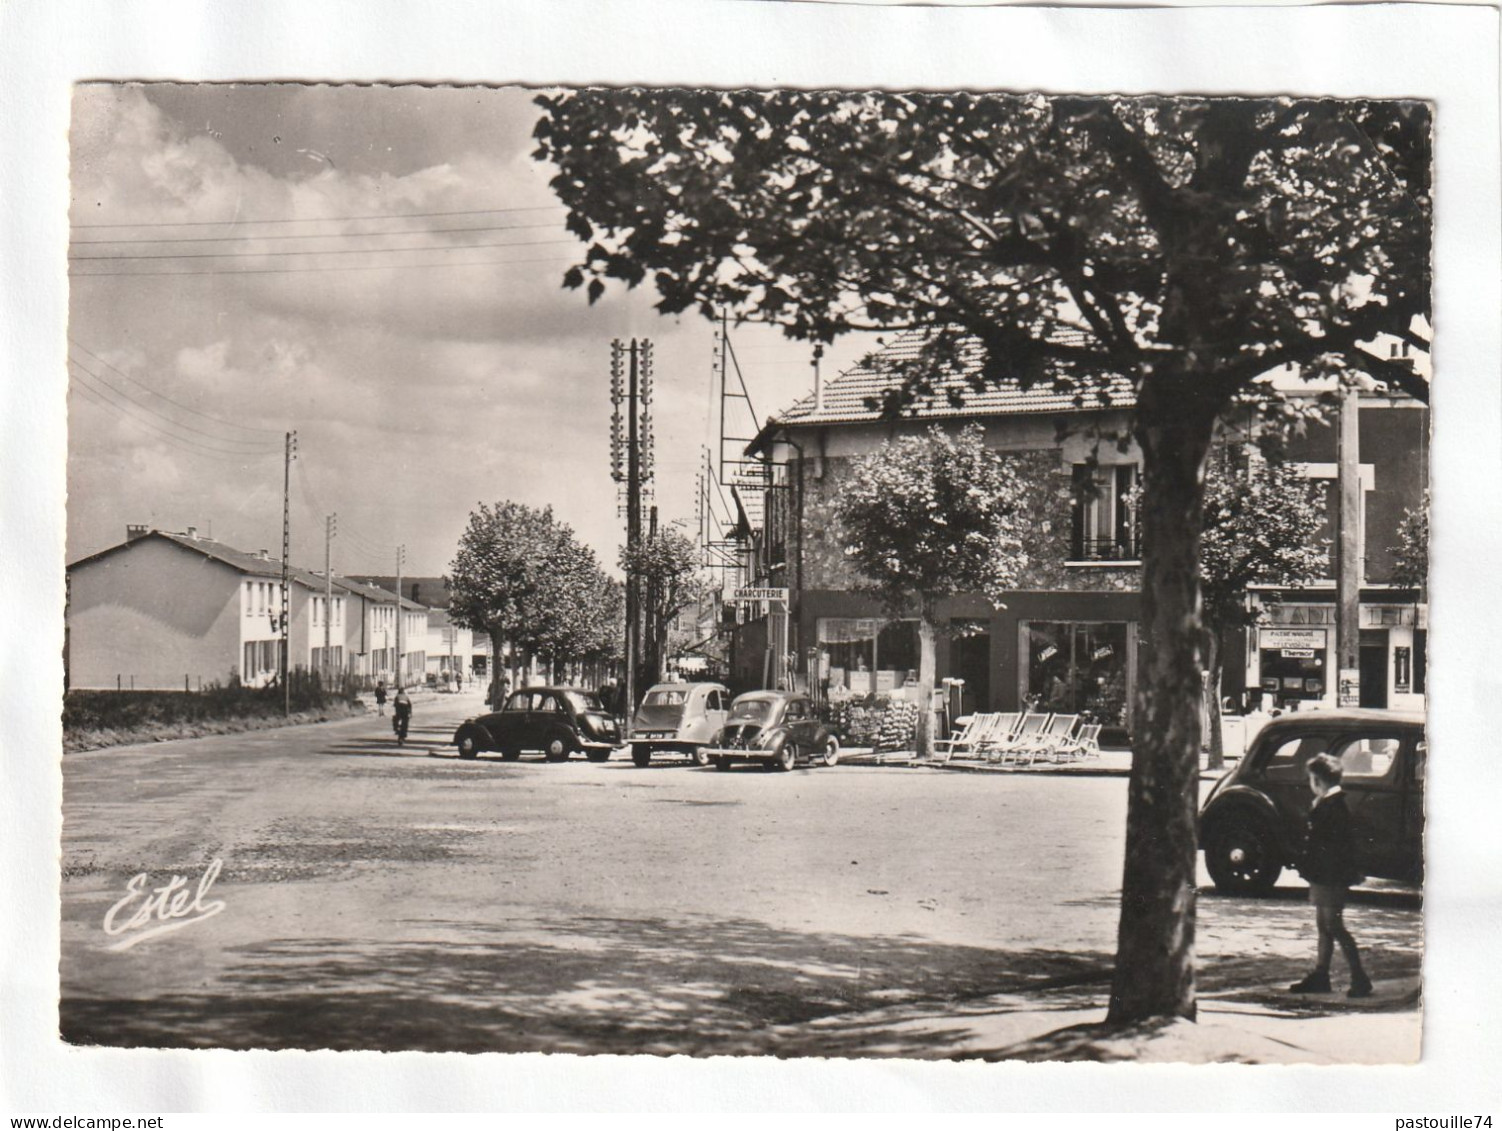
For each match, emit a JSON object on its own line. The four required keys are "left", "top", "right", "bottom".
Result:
{"left": 757, "top": 329, "right": 1137, "bottom": 446}
{"left": 67, "top": 529, "right": 426, "bottom": 607}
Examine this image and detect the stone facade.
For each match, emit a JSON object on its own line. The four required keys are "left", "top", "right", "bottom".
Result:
{"left": 795, "top": 450, "right": 1139, "bottom": 596}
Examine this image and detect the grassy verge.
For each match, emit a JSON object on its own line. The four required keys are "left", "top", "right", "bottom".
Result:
{"left": 64, "top": 678, "right": 368, "bottom": 753}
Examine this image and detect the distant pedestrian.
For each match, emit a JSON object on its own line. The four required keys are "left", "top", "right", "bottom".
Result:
{"left": 374, "top": 680, "right": 387, "bottom": 716}
{"left": 1288, "top": 754, "right": 1373, "bottom": 997}
{"left": 392, "top": 687, "right": 413, "bottom": 744}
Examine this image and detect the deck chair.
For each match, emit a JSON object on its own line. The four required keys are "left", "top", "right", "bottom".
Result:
{"left": 1054, "top": 722, "right": 1103, "bottom": 762}
{"left": 982, "top": 711, "right": 1050, "bottom": 764}
{"left": 1024, "top": 714, "right": 1081, "bottom": 763}
{"left": 933, "top": 712, "right": 990, "bottom": 762}
{"left": 935, "top": 712, "right": 1010, "bottom": 761}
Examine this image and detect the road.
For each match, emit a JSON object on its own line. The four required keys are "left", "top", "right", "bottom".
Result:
{"left": 59, "top": 689, "right": 1423, "bottom": 1057}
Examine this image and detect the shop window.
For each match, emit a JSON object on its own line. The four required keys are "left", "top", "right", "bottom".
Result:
{"left": 1071, "top": 464, "right": 1139, "bottom": 561}
{"left": 817, "top": 618, "right": 919, "bottom": 698}
{"left": 1024, "top": 621, "right": 1131, "bottom": 726}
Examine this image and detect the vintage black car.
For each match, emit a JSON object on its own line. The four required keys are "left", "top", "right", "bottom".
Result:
{"left": 704, "top": 690, "right": 840, "bottom": 772}
{"left": 453, "top": 687, "right": 620, "bottom": 762}
{"left": 1198, "top": 709, "right": 1425, "bottom": 894}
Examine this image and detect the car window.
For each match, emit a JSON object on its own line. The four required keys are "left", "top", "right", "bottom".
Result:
{"left": 503, "top": 693, "right": 531, "bottom": 713}
{"left": 563, "top": 690, "right": 603, "bottom": 713}
{"left": 785, "top": 699, "right": 805, "bottom": 720}
{"left": 1332, "top": 734, "right": 1401, "bottom": 781}
{"left": 645, "top": 689, "right": 687, "bottom": 707}
{"left": 707, "top": 690, "right": 722, "bottom": 712}
{"left": 1261, "top": 733, "right": 1331, "bottom": 782}
{"left": 728, "top": 699, "right": 774, "bottom": 722}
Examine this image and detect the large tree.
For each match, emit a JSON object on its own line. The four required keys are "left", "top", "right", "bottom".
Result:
{"left": 534, "top": 90, "right": 1430, "bottom": 1023}
{"left": 619, "top": 527, "right": 706, "bottom": 685}
{"left": 833, "top": 423, "right": 1028, "bottom": 758}
{"left": 1198, "top": 448, "right": 1329, "bottom": 769}
{"left": 447, "top": 501, "right": 609, "bottom": 695}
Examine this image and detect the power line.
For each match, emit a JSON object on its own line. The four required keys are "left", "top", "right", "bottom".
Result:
{"left": 69, "top": 252, "right": 581, "bottom": 279}
{"left": 67, "top": 354, "right": 283, "bottom": 450}
{"left": 70, "top": 236, "right": 579, "bottom": 263}
{"left": 68, "top": 365, "right": 283, "bottom": 461}
{"left": 71, "top": 203, "right": 568, "bottom": 229}
{"left": 71, "top": 219, "right": 566, "bottom": 247}
{"left": 67, "top": 339, "right": 284, "bottom": 437}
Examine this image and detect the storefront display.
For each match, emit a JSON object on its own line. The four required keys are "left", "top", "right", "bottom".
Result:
{"left": 1022, "top": 620, "right": 1133, "bottom": 726}
{"left": 817, "top": 617, "right": 919, "bottom": 699}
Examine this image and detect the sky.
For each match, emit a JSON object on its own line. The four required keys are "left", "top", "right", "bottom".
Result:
{"left": 66, "top": 83, "right": 880, "bottom": 579}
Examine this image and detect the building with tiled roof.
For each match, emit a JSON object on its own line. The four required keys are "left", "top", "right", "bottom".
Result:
{"left": 729, "top": 331, "right": 1428, "bottom": 729}
{"left": 66, "top": 525, "right": 427, "bottom": 691}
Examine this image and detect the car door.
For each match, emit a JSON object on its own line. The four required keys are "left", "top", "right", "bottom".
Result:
{"left": 1329, "top": 729, "right": 1407, "bottom": 879}
{"left": 495, "top": 691, "right": 533, "bottom": 747}
{"left": 705, "top": 687, "right": 728, "bottom": 739}
{"left": 783, "top": 696, "right": 811, "bottom": 749}
{"left": 531, "top": 693, "right": 566, "bottom": 749}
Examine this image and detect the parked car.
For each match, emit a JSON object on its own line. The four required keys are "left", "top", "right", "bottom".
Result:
{"left": 704, "top": 690, "right": 840, "bottom": 772}
{"left": 453, "top": 687, "right": 621, "bottom": 763}
{"left": 1198, "top": 708, "right": 1425, "bottom": 895}
{"left": 628, "top": 682, "right": 731, "bottom": 767}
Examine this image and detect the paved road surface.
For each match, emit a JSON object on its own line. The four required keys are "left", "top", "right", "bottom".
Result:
{"left": 59, "top": 690, "right": 1422, "bottom": 1057}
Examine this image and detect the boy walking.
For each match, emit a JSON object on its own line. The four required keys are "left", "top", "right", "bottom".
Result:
{"left": 1289, "top": 753, "right": 1373, "bottom": 998}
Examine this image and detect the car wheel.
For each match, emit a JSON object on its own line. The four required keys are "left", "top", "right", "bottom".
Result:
{"left": 714, "top": 757, "right": 732, "bottom": 772}
{"left": 544, "top": 735, "right": 572, "bottom": 763}
{"left": 632, "top": 746, "right": 651, "bottom": 768}
{"left": 820, "top": 735, "right": 841, "bottom": 767}
{"left": 585, "top": 748, "right": 611, "bottom": 763}
{"left": 691, "top": 745, "right": 711, "bottom": 768}
{"left": 500, "top": 746, "right": 521, "bottom": 762}
{"left": 775, "top": 742, "right": 797, "bottom": 772}
{"left": 456, "top": 729, "right": 481, "bottom": 760}
{"left": 1204, "top": 816, "right": 1282, "bottom": 895}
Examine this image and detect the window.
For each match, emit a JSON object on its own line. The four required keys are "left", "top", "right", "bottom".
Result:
{"left": 1024, "top": 621, "right": 1132, "bottom": 726}
{"left": 785, "top": 698, "right": 805, "bottom": 720}
{"left": 816, "top": 618, "right": 920, "bottom": 697}
{"left": 504, "top": 692, "right": 532, "bottom": 712}
{"left": 1332, "top": 735, "right": 1400, "bottom": 781}
{"left": 1071, "top": 464, "right": 1139, "bottom": 561}
{"left": 1261, "top": 733, "right": 1331, "bottom": 782}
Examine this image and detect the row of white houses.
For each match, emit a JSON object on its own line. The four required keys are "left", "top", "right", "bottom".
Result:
{"left": 65, "top": 525, "right": 435, "bottom": 691}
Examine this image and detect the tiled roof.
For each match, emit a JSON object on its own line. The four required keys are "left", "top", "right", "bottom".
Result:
{"left": 773, "top": 330, "right": 1136, "bottom": 429}
{"left": 68, "top": 529, "right": 426, "bottom": 607}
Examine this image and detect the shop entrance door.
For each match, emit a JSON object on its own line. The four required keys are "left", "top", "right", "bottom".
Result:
{"left": 949, "top": 619, "right": 991, "bottom": 715}
{"left": 1359, "top": 629, "right": 1389, "bottom": 708}
{"left": 1022, "top": 621, "right": 1133, "bottom": 728}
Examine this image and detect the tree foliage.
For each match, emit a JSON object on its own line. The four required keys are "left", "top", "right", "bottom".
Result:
{"left": 835, "top": 424, "right": 1027, "bottom": 757}
{"left": 534, "top": 89, "right": 1431, "bottom": 1024}
{"left": 447, "top": 501, "right": 619, "bottom": 673}
{"left": 620, "top": 527, "right": 707, "bottom": 680}
{"left": 836, "top": 423, "right": 1028, "bottom": 615}
{"left": 1389, "top": 490, "right": 1430, "bottom": 592}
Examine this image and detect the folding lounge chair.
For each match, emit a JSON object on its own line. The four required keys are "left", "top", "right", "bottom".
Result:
{"left": 936, "top": 712, "right": 1011, "bottom": 761}
{"left": 982, "top": 711, "right": 1050, "bottom": 764}
{"left": 1054, "top": 722, "right": 1103, "bottom": 762}
{"left": 933, "top": 712, "right": 990, "bottom": 762}
{"left": 1026, "top": 714, "right": 1081, "bottom": 763}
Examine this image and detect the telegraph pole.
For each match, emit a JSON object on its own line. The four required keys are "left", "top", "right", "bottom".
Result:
{"left": 610, "top": 338, "right": 654, "bottom": 717}
{"left": 395, "top": 544, "right": 406, "bottom": 690}
{"left": 324, "top": 513, "right": 337, "bottom": 688}
{"left": 1336, "top": 381, "right": 1362, "bottom": 707}
{"left": 646, "top": 504, "right": 659, "bottom": 684}
{"left": 281, "top": 430, "right": 297, "bottom": 716}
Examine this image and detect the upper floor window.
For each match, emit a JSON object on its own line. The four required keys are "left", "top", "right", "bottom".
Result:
{"left": 1070, "top": 463, "right": 1139, "bottom": 562}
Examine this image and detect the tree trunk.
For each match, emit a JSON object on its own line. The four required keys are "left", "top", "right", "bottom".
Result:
{"left": 916, "top": 613, "right": 937, "bottom": 759}
{"left": 488, "top": 630, "right": 505, "bottom": 708}
{"left": 1204, "top": 628, "right": 1225, "bottom": 772}
{"left": 1107, "top": 398, "right": 1215, "bottom": 1025}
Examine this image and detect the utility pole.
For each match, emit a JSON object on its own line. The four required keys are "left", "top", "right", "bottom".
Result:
{"left": 1336, "top": 381, "right": 1362, "bottom": 707}
{"left": 646, "top": 504, "right": 659, "bottom": 684}
{"left": 610, "top": 338, "right": 654, "bottom": 717}
{"left": 324, "top": 513, "right": 337, "bottom": 689}
{"left": 395, "top": 544, "right": 406, "bottom": 690}
{"left": 281, "top": 430, "right": 297, "bottom": 716}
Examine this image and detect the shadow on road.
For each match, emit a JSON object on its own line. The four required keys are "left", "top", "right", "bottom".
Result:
{"left": 58, "top": 908, "right": 1422, "bottom": 1058}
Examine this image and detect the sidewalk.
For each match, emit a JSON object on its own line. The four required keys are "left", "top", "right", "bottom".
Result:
{"left": 839, "top": 745, "right": 1236, "bottom": 779}
{"left": 771, "top": 973, "right": 1422, "bottom": 1063}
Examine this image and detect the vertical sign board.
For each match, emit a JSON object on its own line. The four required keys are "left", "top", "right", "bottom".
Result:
{"left": 1338, "top": 668, "right": 1361, "bottom": 708}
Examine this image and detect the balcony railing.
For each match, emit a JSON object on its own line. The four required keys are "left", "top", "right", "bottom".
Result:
{"left": 1070, "top": 534, "right": 1141, "bottom": 562}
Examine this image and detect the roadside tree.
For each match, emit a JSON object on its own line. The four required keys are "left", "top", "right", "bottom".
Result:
{"left": 833, "top": 424, "right": 1027, "bottom": 758}
{"left": 534, "top": 90, "right": 1430, "bottom": 1023}
{"left": 1198, "top": 450, "right": 1329, "bottom": 769}
{"left": 619, "top": 528, "right": 707, "bottom": 685}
